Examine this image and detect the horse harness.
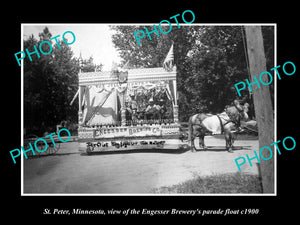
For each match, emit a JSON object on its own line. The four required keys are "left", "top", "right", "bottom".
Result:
{"left": 216, "top": 112, "right": 241, "bottom": 134}
{"left": 216, "top": 114, "right": 225, "bottom": 134}
{"left": 194, "top": 113, "right": 233, "bottom": 135}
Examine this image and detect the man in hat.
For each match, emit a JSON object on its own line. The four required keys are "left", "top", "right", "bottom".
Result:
{"left": 145, "top": 98, "right": 161, "bottom": 120}
{"left": 129, "top": 94, "right": 138, "bottom": 125}
{"left": 129, "top": 94, "right": 138, "bottom": 111}
{"left": 158, "top": 98, "right": 166, "bottom": 120}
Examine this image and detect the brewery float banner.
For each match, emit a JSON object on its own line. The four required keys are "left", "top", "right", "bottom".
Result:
{"left": 94, "top": 125, "right": 162, "bottom": 138}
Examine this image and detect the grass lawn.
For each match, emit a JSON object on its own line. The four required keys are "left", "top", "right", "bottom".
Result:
{"left": 154, "top": 172, "right": 262, "bottom": 194}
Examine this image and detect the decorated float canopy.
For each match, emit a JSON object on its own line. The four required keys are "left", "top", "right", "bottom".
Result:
{"left": 76, "top": 44, "right": 187, "bottom": 153}
{"left": 78, "top": 66, "right": 178, "bottom": 127}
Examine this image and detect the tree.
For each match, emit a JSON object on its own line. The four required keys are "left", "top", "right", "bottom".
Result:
{"left": 111, "top": 25, "right": 194, "bottom": 120}
{"left": 81, "top": 56, "right": 103, "bottom": 72}
{"left": 183, "top": 26, "right": 251, "bottom": 114}
{"left": 24, "top": 27, "right": 98, "bottom": 135}
{"left": 111, "top": 25, "right": 274, "bottom": 122}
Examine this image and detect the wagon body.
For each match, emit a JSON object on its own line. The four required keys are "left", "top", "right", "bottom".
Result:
{"left": 78, "top": 66, "right": 187, "bottom": 153}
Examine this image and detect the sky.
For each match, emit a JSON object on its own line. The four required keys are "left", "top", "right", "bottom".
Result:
{"left": 22, "top": 24, "right": 122, "bottom": 71}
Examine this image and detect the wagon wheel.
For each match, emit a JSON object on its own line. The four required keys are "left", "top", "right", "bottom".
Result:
{"left": 34, "top": 141, "right": 47, "bottom": 156}
{"left": 23, "top": 141, "right": 36, "bottom": 158}
{"left": 24, "top": 134, "right": 38, "bottom": 158}
{"left": 86, "top": 145, "right": 94, "bottom": 154}
{"left": 46, "top": 142, "right": 61, "bottom": 155}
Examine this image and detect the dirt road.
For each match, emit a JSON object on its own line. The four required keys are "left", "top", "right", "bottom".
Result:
{"left": 23, "top": 136, "right": 259, "bottom": 194}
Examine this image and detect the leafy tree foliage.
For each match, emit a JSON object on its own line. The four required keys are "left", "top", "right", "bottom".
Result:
{"left": 24, "top": 27, "right": 102, "bottom": 135}
{"left": 81, "top": 56, "right": 103, "bottom": 72}
{"left": 111, "top": 25, "right": 274, "bottom": 122}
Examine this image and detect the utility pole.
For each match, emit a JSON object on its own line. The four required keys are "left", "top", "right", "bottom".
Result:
{"left": 244, "top": 26, "right": 274, "bottom": 193}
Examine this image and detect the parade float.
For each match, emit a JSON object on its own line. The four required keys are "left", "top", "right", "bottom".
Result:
{"left": 77, "top": 46, "right": 187, "bottom": 153}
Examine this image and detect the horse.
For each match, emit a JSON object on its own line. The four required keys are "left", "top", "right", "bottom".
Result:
{"left": 188, "top": 101, "right": 249, "bottom": 153}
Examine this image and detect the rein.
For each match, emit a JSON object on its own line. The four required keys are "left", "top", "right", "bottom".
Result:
{"left": 217, "top": 112, "right": 240, "bottom": 133}
{"left": 216, "top": 114, "right": 224, "bottom": 134}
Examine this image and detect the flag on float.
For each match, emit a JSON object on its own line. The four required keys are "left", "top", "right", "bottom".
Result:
{"left": 163, "top": 44, "right": 174, "bottom": 71}
{"left": 122, "top": 61, "right": 130, "bottom": 69}
{"left": 120, "top": 60, "right": 130, "bottom": 72}
{"left": 70, "top": 89, "right": 79, "bottom": 106}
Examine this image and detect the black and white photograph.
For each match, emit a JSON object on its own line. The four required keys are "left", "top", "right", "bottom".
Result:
{"left": 4, "top": 4, "right": 298, "bottom": 220}
{"left": 21, "top": 23, "right": 275, "bottom": 195}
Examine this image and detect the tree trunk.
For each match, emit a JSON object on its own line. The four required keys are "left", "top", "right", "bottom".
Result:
{"left": 244, "top": 26, "right": 275, "bottom": 193}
